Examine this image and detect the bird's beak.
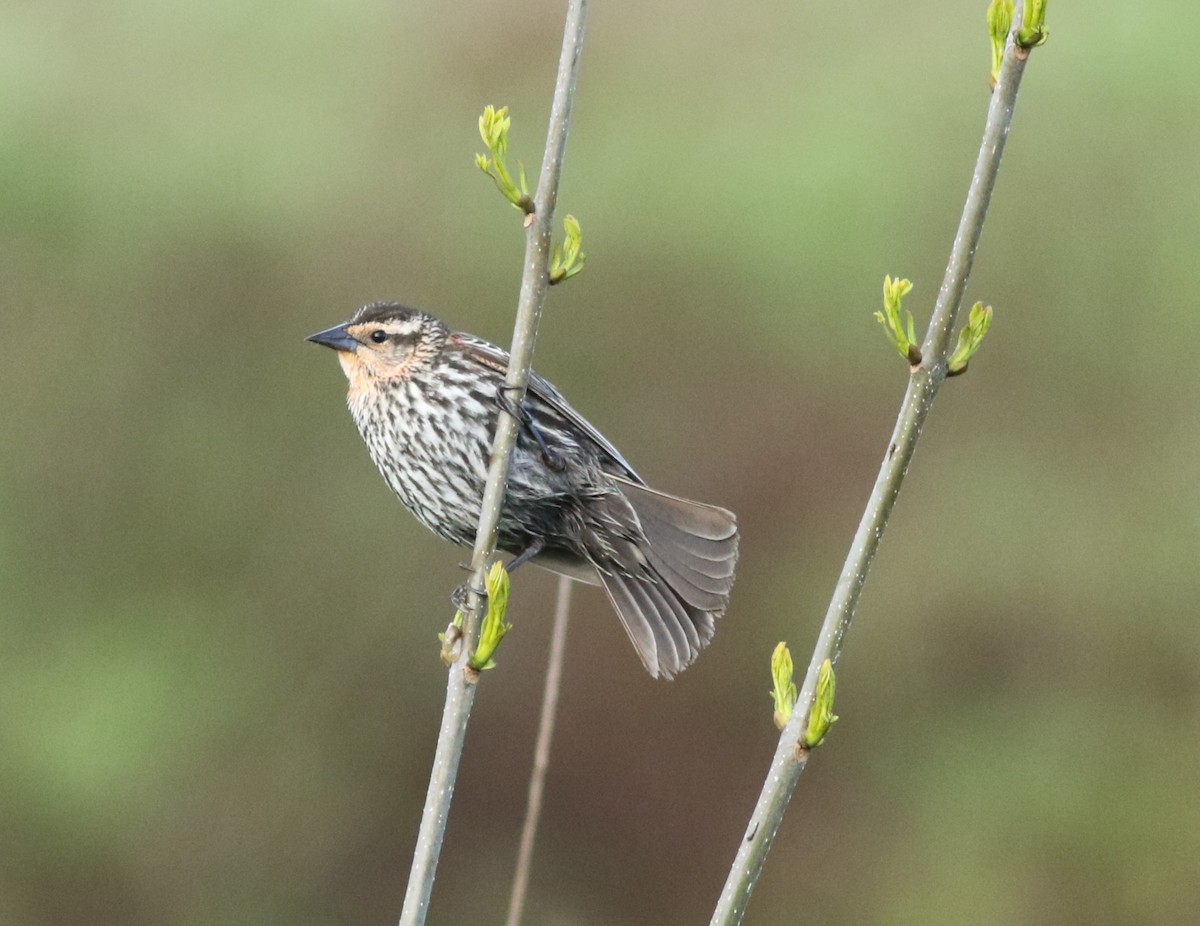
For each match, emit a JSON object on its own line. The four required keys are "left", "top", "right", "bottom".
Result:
{"left": 307, "top": 323, "right": 359, "bottom": 353}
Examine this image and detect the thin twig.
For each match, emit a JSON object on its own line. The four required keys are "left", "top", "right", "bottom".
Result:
{"left": 397, "top": 3, "right": 589, "bottom": 925}
{"left": 709, "top": 24, "right": 1036, "bottom": 926}
{"left": 505, "top": 575, "right": 573, "bottom": 926}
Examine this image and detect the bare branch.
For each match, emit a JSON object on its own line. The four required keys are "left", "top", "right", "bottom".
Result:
{"left": 398, "top": 3, "right": 589, "bottom": 924}
{"left": 709, "top": 20, "right": 1039, "bottom": 926}
{"left": 506, "top": 575, "right": 573, "bottom": 926}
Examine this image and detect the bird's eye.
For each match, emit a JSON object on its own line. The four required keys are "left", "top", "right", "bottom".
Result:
{"left": 369, "top": 330, "right": 389, "bottom": 344}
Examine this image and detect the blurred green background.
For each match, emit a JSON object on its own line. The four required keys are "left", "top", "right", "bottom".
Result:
{"left": 3, "top": 1, "right": 1198, "bottom": 924}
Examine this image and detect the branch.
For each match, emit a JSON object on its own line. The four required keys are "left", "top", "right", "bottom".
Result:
{"left": 397, "top": 3, "right": 589, "bottom": 924}
{"left": 505, "top": 575, "right": 573, "bottom": 926}
{"left": 709, "top": 18, "right": 1039, "bottom": 926}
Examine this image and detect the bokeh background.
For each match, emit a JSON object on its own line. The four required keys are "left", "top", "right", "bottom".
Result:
{"left": 3, "top": 1, "right": 1198, "bottom": 924}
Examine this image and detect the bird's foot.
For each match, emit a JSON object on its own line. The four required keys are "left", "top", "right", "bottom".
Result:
{"left": 450, "top": 581, "right": 488, "bottom": 614}
{"left": 494, "top": 384, "right": 567, "bottom": 472}
{"left": 506, "top": 538, "right": 545, "bottom": 573}
{"left": 494, "top": 384, "right": 530, "bottom": 423}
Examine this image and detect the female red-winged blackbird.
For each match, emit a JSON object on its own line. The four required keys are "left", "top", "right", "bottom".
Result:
{"left": 309, "top": 302, "right": 738, "bottom": 678}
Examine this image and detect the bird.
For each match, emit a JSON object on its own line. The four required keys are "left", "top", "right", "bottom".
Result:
{"left": 309, "top": 302, "right": 738, "bottom": 678}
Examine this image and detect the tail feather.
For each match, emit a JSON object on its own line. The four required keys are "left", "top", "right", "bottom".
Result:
{"left": 599, "top": 570, "right": 681, "bottom": 676}
{"left": 617, "top": 477, "right": 738, "bottom": 587}
{"left": 597, "top": 478, "right": 738, "bottom": 679}
{"left": 527, "top": 476, "right": 739, "bottom": 678}
{"left": 640, "top": 540, "right": 728, "bottom": 612}
{"left": 599, "top": 569, "right": 710, "bottom": 679}
{"left": 640, "top": 570, "right": 704, "bottom": 654}
{"left": 613, "top": 476, "right": 739, "bottom": 542}
{"left": 643, "top": 519, "right": 737, "bottom": 572}
{"left": 643, "top": 536, "right": 734, "bottom": 590}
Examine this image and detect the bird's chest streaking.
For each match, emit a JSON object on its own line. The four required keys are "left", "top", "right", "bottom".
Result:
{"left": 344, "top": 359, "right": 491, "bottom": 545}
{"left": 345, "top": 357, "right": 600, "bottom": 552}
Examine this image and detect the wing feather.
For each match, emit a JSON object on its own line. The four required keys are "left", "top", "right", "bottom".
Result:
{"left": 453, "top": 333, "right": 643, "bottom": 483}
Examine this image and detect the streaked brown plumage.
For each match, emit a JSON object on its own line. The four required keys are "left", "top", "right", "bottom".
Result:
{"left": 309, "top": 302, "right": 738, "bottom": 678}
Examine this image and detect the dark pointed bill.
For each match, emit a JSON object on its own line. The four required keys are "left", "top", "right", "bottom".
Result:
{"left": 307, "top": 323, "right": 359, "bottom": 352}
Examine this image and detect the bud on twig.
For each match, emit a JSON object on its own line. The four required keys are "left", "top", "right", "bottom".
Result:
{"left": 549, "top": 215, "right": 587, "bottom": 284}
{"left": 770, "top": 642, "right": 797, "bottom": 731}
{"left": 476, "top": 105, "right": 534, "bottom": 215}
{"left": 471, "top": 561, "right": 513, "bottom": 671}
{"left": 875, "top": 275, "right": 922, "bottom": 366}
{"left": 946, "top": 301, "right": 994, "bottom": 376}
{"left": 802, "top": 659, "right": 838, "bottom": 749}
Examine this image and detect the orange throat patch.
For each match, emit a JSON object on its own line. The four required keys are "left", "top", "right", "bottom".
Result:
{"left": 337, "top": 350, "right": 375, "bottom": 401}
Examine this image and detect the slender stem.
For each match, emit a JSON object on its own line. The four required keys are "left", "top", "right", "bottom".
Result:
{"left": 709, "top": 30, "right": 1034, "bottom": 926}
{"left": 398, "top": 662, "right": 476, "bottom": 926}
{"left": 397, "top": 4, "right": 589, "bottom": 925}
{"left": 505, "top": 575, "right": 573, "bottom": 926}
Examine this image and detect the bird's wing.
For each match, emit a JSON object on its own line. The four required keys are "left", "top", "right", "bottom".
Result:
{"left": 452, "top": 332, "right": 644, "bottom": 484}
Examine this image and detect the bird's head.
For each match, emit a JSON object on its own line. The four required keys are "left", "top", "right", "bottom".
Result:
{"left": 308, "top": 303, "right": 448, "bottom": 391}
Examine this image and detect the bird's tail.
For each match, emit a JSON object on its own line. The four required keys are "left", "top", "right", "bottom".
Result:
{"left": 598, "top": 476, "right": 738, "bottom": 679}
